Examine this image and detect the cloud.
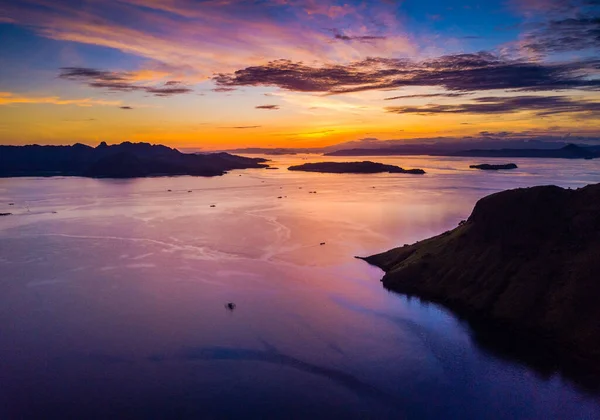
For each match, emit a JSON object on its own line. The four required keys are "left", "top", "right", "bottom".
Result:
{"left": 120, "top": 106, "right": 133, "bottom": 110}
{"left": 222, "top": 125, "right": 262, "bottom": 129}
{"left": 507, "top": 0, "right": 600, "bottom": 56}
{"left": 214, "top": 53, "right": 600, "bottom": 95}
{"left": 522, "top": 16, "right": 600, "bottom": 54}
{"left": 59, "top": 67, "right": 193, "bottom": 96}
{"left": 255, "top": 104, "right": 280, "bottom": 110}
{"left": 479, "top": 131, "right": 518, "bottom": 137}
{"left": 333, "top": 31, "right": 387, "bottom": 42}
{"left": 509, "top": 0, "right": 594, "bottom": 15}
{"left": 212, "top": 87, "right": 237, "bottom": 93}
{"left": 384, "top": 93, "right": 468, "bottom": 100}
{"left": 385, "top": 95, "right": 600, "bottom": 116}
{"left": 0, "top": 92, "right": 121, "bottom": 107}
{"left": 3, "top": 0, "right": 415, "bottom": 81}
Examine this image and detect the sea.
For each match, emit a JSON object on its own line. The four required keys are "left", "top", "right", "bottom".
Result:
{"left": 1, "top": 155, "right": 600, "bottom": 419}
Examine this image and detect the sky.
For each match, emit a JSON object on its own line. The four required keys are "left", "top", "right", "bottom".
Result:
{"left": 0, "top": 0, "right": 599, "bottom": 149}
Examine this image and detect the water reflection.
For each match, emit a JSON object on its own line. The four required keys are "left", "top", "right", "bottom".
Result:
{"left": 162, "top": 344, "right": 397, "bottom": 405}
{"left": 1, "top": 155, "right": 600, "bottom": 418}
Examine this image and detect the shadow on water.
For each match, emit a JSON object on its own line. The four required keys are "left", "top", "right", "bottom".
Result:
{"left": 386, "top": 289, "right": 600, "bottom": 395}
{"left": 148, "top": 341, "right": 402, "bottom": 408}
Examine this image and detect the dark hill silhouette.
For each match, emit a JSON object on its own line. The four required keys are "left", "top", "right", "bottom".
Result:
{"left": 0, "top": 142, "right": 268, "bottom": 178}
{"left": 455, "top": 144, "right": 596, "bottom": 159}
{"left": 84, "top": 152, "right": 150, "bottom": 178}
{"left": 326, "top": 144, "right": 598, "bottom": 159}
{"left": 361, "top": 183, "right": 600, "bottom": 377}
{"left": 470, "top": 163, "right": 518, "bottom": 170}
{"left": 288, "top": 161, "right": 425, "bottom": 174}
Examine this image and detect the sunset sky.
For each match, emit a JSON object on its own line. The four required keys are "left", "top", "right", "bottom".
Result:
{"left": 0, "top": 0, "right": 599, "bottom": 149}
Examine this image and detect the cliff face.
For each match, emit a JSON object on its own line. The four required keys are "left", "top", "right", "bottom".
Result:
{"left": 363, "top": 183, "right": 600, "bottom": 365}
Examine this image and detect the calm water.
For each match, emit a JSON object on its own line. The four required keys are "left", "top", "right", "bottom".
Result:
{"left": 1, "top": 155, "right": 600, "bottom": 419}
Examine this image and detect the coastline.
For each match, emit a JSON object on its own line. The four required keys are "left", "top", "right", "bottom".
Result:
{"left": 359, "top": 183, "right": 600, "bottom": 388}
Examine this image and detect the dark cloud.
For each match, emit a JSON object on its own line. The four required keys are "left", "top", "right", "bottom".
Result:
{"left": 523, "top": 16, "right": 600, "bottom": 54}
{"left": 385, "top": 95, "right": 600, "bottom": 116}
{"left": 384, "top": 93, "right": 468, "bottom": 100}
{"left": 303, "top": 129, "right": 335, "bottom": 135}
{"left": 212, "top": 87, "right": 237, "bottom": 92}
{"left": 222, "top": 125, "right": 262, "bottom": 129}
{"left": 334, "top": 32, "right": 387, "bottom": 42}
{"left": 213, "top": 53, "right": 600, "bottom": 95}
{"left": 517, "top": 0, "right": 600, "bottom": 55}
{"left": 120, "top": 106, "right": 133, "bottom": 110}
{"left": 255, "top": 104, "right": 280, "bottom": 110}
{"left": 59, "top": 67, "right": 192, "bottom": 96}
{"left": 479, "top": 131, "right": 515, "bottom": 137}
{"left": 144, "top": 87, "right": 193, "bottom": 96}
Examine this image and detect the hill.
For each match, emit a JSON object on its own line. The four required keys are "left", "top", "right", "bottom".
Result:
{"left": 326, "top": 144, "right": 598, "bottom": 159}
{"left": 361, "top": 183, "right": 600, "bottom": 373}
{"left": 0, "top": 142, "right": 268, "bottom": 178}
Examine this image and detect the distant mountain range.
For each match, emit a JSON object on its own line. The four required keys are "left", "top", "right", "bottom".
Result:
{"left": 224, "top": 137, "right": 600, "bottom": 159}
{"left": 0, "top": 142, "right": 268, "bottom": 178}
{"left": 326, "top": 144, "right": 599, "bottom": 159}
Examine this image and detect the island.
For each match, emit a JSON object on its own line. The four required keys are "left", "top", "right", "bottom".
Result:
{"left": 360, "top": 183, "right": 600, "bottom": 373}
{"left": 470, "top": 163, "right": 518, "bottom": 170}
{"left": 288, "top": 161, "right": 425, "bottom": 174}
{"left": 0, "top": 142, "right": 269, "bottom": 178}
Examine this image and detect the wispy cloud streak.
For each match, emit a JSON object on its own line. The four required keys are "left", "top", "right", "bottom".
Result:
{"left": 59, "top": 67, "right": 193, "bottom": 96}
{"left": 0, "top": 92, "right": 122, "bottom": 106}
{"left": 385, "top": 95, "right": 600, "bottom": 116}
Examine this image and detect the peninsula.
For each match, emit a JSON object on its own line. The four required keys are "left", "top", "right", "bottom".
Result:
{"left": 288, "top": 161, "right": 425, "bottom": 174}
{"left": 361, "top": 183, "right": 600, "bottom": 370}
{"left": 0, "top": 142, "right": 269, "bottom": 178}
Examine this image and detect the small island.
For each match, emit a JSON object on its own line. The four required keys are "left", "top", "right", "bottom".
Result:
{"left": 0, "top": 142, "right": 269, "bottom": 178}
{"left": 470, "top": 163, "right": 518, "bottom": 170}
{"left": 288, "top": 161, "right": 425, "bottom": 174}
{"left": 360, "top": 183, "right": 600, "bottom": 373}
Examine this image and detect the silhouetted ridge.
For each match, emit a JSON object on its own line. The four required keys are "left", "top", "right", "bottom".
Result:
{"left": 456, "top": 144, "right": 596, "bottom": 159}
{"left": 326, "top": 143, "right": 599, "bottom": 159}
{"left": 0, "top": 142, "right": 268, "bottom": 178}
